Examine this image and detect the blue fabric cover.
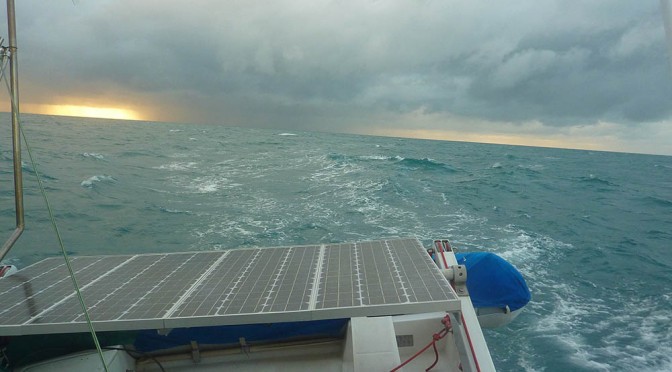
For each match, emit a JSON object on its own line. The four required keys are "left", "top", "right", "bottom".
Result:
{"left": 134, "top": 319, "right": 348, "bottom": 352}
{"left": 455, "top": 252, "right": 531, "bottom": 311}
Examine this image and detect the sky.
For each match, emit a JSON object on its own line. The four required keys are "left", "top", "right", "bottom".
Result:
{"left": 1, "top": 0, "right": 671, "bottom": 155}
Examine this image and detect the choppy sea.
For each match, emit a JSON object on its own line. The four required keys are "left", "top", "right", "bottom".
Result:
{"left": 1, "top": 113, "right": 671, "bottom": 371}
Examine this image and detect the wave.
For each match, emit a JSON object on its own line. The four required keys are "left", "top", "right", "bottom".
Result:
{"left": 323, "top": 153, "right": 456, "bottom": 172}
{"left": 578, "top": 174, "right": 617, "bottom": 187}
{"left": 516, "top": 164, "right": 545, "bottom": 173}
{"left": 119, "top": 150, "right": 153, "bottom": 157}
{"left": 249, "top": 140, "right": 284, "bottom": 146}
{"left": 80, "top": 175, "right": 116, "bottom": 188}
{"left": 154, "top": 162, "right": 198, "bottom": 171}
{"left": 325, "top": 153, "right": 351, "bottom": 162}
{"left": 585, "top": 296, "right": 672, "bottom": 371}
{"left": 81, "top": 152, "right": 105, "bottom": 160}
{"left": 168, "top": 152, "right": 202, "bottom": 159}
{"left": 358, "top": 155, "right": 394, "bottom": 161}
{"left": 489, "top": 225, "right": 672, "bottom": 371}
{"left": 397, "top": 157, "right": 457, "bottom": 172}
{"left": 142, "top": 204, "right": 194, "bottom": 215}
{"left": 277, "top": 133, "right": 297, "bottom": 136}
{"left": 326, "top": 153, "right": 396, "bottom": 162}
{"left": 641, "top": 195, "right": 672, "bottom": 207}
{"left": 159, "top": 208, "right": 192, "bottom": 215}
{"left": 184, "top": 176, "right": 240, "bottom": 194}
{"left": 20, "top": 161, "right": 57, "bottom": 180}
{"left": 647, "top": 229, "right": 672, "bottom": 238}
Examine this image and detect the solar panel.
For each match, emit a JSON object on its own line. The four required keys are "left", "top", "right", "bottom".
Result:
{"left": 0, "top": 238, "right": 459, "bottom": 336}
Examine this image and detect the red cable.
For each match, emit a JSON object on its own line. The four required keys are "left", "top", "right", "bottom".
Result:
{"left": 426, "top": 339, "right": 440, "bottom": 371}
{"left": 390, "top": 316, "right": 452, "bottom": 372}
{"left": 390, "top": 336, "right": 437, "bottom": 372}
{"left": 460, "top": 313, "right": 481, "bottom": 372}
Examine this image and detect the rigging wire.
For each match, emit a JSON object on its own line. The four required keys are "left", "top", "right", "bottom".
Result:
{"left": 0, "top": 52, "right": 109, "bottom": 372}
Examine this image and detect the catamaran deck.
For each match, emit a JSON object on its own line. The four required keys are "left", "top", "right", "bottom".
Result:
{"left": 0, "top": 238, "right": 461, "bottom": 336}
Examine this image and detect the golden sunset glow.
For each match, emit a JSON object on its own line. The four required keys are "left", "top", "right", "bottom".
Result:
{"left": 368, "top": 128, "right": 611, "bottom": 152}
{"left": 29, "top": 104, "right": 142, "bottom": 121}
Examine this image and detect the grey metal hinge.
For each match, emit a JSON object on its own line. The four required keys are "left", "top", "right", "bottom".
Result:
{"left": 443, "top": 265, "right": 468, "bottom": 296}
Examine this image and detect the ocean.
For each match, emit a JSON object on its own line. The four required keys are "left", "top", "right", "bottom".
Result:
{"left": 1, "top": 113, "right": 670, "bottom": 371}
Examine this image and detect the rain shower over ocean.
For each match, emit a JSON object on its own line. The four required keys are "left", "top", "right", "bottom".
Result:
{"left": 1, "top": 113, "right": 670, "bottom": 371}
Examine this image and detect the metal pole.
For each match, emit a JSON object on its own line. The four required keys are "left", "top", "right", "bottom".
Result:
{"left": 0, "top": 0, "right": 24, "bottom": 261}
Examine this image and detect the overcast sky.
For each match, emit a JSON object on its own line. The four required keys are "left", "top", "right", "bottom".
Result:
{"left": 1, "top": 0, "right": 671, "bottom": 155}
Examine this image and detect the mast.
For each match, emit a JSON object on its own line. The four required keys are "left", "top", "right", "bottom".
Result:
{"left": 0, "top": 0, "right": 24, "bottom": 261}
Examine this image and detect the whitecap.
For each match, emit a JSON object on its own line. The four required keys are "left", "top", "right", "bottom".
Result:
{"left": 184, "top": 176, "right": 240, "bottom": 194}
{"left": 160, "top": 208, "right": 192, "bottom": 215}
{"left": 81, "top": 175, "right": 116, "bottom": 188}
{"left": 492, "top": 162, "right": 502, "bottom": 168}
{"left": 197, "top": 182, "right": 219, "bottom": 193}
{"left": 82, "top": 152, "right": 105, "bottom": 160}
{"left": 154, "top": 162, "right": 198, "bottom": 171}
{"left": 277, "top": 133, "right": 297, "bottom": 136}
{"left": 358, "top": 155, "right": 391, "bottom": 161}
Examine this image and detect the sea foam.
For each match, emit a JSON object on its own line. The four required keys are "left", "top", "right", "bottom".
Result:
{"left": 81, "top": 175, "right": 116, "bottom": 187}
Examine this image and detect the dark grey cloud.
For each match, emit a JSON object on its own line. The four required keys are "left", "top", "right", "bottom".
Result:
{"left": 461, "top": 18, "right": 672, "bottom": 124}
{"left": 1, "top": 0, "right": 671, "bottom": 154}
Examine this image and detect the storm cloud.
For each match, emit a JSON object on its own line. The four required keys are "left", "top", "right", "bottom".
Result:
{"left": 3, "top": 0, "right": 672, "bottom": 154}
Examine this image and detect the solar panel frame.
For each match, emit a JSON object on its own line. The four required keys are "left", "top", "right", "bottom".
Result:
{"left": 0, "top": 238, "right": 460, "bottom": 336}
